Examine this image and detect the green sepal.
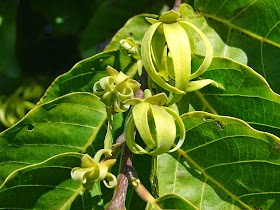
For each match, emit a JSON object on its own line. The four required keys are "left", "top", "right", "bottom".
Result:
{"left": 145, "top": 17, "right": 158, "bottom": 25}
{"left": 159, "top": 10, "right": 181, "bottom": 23}
{"left": 124, "top": 92, "right": 168, "bottom": 106}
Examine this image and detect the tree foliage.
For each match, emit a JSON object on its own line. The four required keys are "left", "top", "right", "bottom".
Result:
{"left": 1, "top": 1, "right": 280, "bottom": 209}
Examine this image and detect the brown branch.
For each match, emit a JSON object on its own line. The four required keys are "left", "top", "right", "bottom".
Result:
{"left": 106, "top": 80, "right": 146, "bottom": 209}
{"left": 106, "top": 144, "right": 134, "bottom": 210}
{"left": 172, "top": 0, "right": 182, "bottom": 11}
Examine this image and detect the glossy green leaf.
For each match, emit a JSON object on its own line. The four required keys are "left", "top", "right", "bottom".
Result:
{"left": 0, "top": 92, "right": 108, "bottom": 209}
{"left": 105, "top": 3, "right": 247, "bottom": 68}
{"left": 38, "top": 50, "right": 138, "bottom": 105}
{"left": 154, "top": 111, "right": 280, "bottom": 209}
{"left": 146, "top": 194, "right": 196, "bottom": 210}
{"left": 179, "top": 3, "right": 247, "bottom": 65}
{"left": 104, "top": 14, "right": 157, "bottom": 51}
{"left": 195, "top": 0, "right": 280, "bottom": 93}
{"left": 188, "top": 57, "right": 280, "bottom": 137}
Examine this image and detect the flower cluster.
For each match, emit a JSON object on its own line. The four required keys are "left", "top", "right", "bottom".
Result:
{"left": 93, "top": 66, "right": 140, "bottom": 112}
{"left": 72, "top": 4, "right": 220, "bottom": 191}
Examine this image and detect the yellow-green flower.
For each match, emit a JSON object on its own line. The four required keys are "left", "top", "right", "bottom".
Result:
{"left": 124, "top": 90, "right": 185, "bottom": 155}
{"left": 71, "top": 149, "right": 117, "bottom": 189}
{"left": 119, "top": 37, "right": 143, "bottom": 75}
{"left": 93, "top": 66, "right": 140, "bottom": 112}
{"left": 141, "top": 8, "right": 219, "bottom": 96}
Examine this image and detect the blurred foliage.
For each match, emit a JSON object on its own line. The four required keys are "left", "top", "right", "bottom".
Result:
{"left": 0, "top": 0, "right": 178, "bottom": 131}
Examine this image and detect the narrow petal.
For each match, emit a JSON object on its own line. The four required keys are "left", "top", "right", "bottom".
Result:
{"left": 163, "top": 22, "right": 191, "bottom": 90}
{"left": 104, "top": 172, "right": 117, "bottom": 188}
{"left": 125, "top": 113, "right": 149, "bottom": 154}
{"left": 71, "top": 167, "right": 93, "bottom": 183}
{"left": 133, "top": 103, "right": 156, "bottom": 149}
{"left": 81, "top": 154, "right": 96, "bottom": 168}
{"left": 149, "top": 105, "right": 176, "bottom": 155}
{"left": 141, "top": 22, "right": 185, "bottom": 94}
{"left": 179, "top": 21, "right": 213, "bottom": 80}
{"left": 158, "top": 45, "right": 169, "bottom": 80}
{"left": 165, "top": 107, "right": 186, "bottom": 152}
{"left": 185, "top": 79, "right": 222, "bottom": 93}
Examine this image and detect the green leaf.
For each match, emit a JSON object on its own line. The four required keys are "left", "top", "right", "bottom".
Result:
{"left": 38, "top": 50, "right": 138, "bottom": 105}
{"left": 189, "top": 57, "right": 280, "bottom": 137}
{"left": 179, "top": 3, "right": 247, "bottom": 65}
{"left": 0, "top": 153, "right": 82, "bottom": 209}
{"left": 0, "top": 92, "right": 108, "bottom": 209}
{"left": 104, "top": 14, "right": 157, "bottom": 52}
{"left": 195, "top": 0, "right": 280, "bottom": 93}
{"left": 154, "top": 111, "right": 280, "bottom": 209}
{"left": 146, "top": 194, "right": 196, "bottom": 210}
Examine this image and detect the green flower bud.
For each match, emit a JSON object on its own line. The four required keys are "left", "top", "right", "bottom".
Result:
{"left": 124, "top": 90, "right": 185, "bottom": 155}
{"left": 119, "top": 37, "right": 143, "bottom": 75}
{"left": 71, "top": 149, "right": 117, "bottom": 189}
{"left": 141, "top": 9, "right": 219, "bottom": 95}
{"left": 93, "top": 66, "right": 141, "bottom": 112}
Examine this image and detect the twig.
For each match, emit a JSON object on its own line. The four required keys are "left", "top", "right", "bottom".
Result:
{"left": 106, "top": 144, "right": 134, "bottom": 210}
{"left": 106, "top": 76, "right": 147, "bottom": 209}
{"left": 172, "top": 0, "right": 182, "bottom": 11}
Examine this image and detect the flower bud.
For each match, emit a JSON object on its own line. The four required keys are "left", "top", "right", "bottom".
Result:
{"left": 93, "top": 66, "right": 140, "bottom": 112}
{"left": 71, "top": 149, "right": 117, "bottom": 189}
{"left": 119, "top": 37, "right": 143, "bottom": 75}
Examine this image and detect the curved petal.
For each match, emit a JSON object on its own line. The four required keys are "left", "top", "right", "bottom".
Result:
{"left": 93, "top": 81, "right": 106, "bottom": 96}
{"left": 149, "top": 105, "right": 176, "bottom": 155}
{"left": 125, "top": 113, "right": 149, "bottom": 154}
{"left": 71, "top": 167, "right": 93, "bottom": 184}
{"left": 99, "top": 76, "right": 114, "bottom": 92}
{"left": 179, "top": 21, "right": 213, "bottom": 80}
{"left": 98, "top": 159, "right": 116, "bottom": 181}
{"left": 81, "top": 154, "right": 96, "bottom": 168}
{"left": 164, "top": 107, "right": 186, "bottom": 152}
{"left": 133, "top": 103, "right": 156, "bottom": 149}
{"left": 141, "top": 22, "right": 185, "bottom": 94}
{"left": 163, "top": 22, "right": 191, "bottom": 90}
{"left": 103, "top": 172, "right": 117, "bottom": 188}
{"left": 93, "top": 149, "right": 112, "bottom": 163}
{"left": 185, "top": 79, "right": 223, "bottom": 93}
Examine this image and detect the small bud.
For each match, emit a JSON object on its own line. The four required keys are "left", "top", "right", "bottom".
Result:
{"left": 71, "top": 150, "right": 117, "bottom": 189}
{"left": 93, "top": 66, "right": 140, "bottom": 112}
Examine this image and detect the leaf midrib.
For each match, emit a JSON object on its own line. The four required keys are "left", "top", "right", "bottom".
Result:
{"left": 197, "top": 12, "right": 280, "bottom": 49}
{"left": 177, "top": 148, "right": 252, "bottom": 209}
{"left": 186, "top": 133, "right": 270, "bottom": 153}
